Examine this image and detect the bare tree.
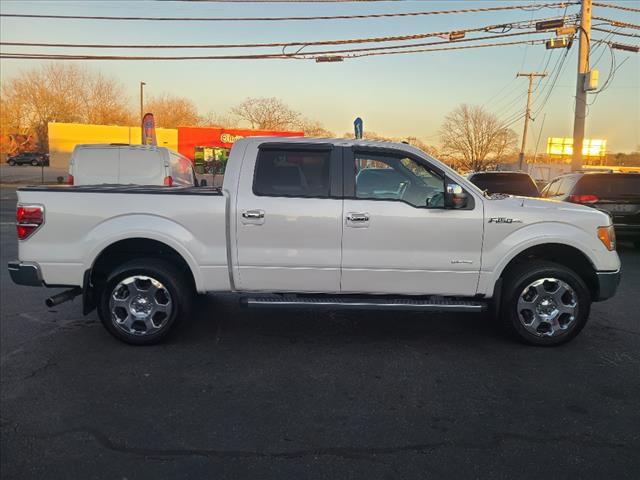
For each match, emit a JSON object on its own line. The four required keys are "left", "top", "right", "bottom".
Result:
{"left": 405, "top": 136, "right": 439, "bottom": 158}
{"left": 439, "top": 104, "right": 518, "bottom": 171}
{"left": 144, "top": 93, "right": 201, "bottom": 128}
{"left": 231, "top": 97, "right": 300, "bottom": 130}
{"left": 297, "top": 118, "right": 333, "bottom": 137}
{"left": 200, "top": 111, "right": 240, "bottom": 128}
{"left": 1, "top": 63, "right": 132, "bottom": 151}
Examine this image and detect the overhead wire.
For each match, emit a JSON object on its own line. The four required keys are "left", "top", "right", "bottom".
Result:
{"left": 0, "top": 38, "right": 548, "bottom": 61}
{"left": 0, "top": 2, "right": 578, "bottom": 22}
{"left": 593, "top": 17, "right": 640, "bottom": 30}
{"left": 496, "top": 43, "right": 571, "bottom": 129}
{"left": 592, "top": 2, "right": 640, "bottom": 13}
{"left": 1, "top": 30, "right": 549, "bottom": 59}
{"left": 592, "top": 26, "right": 640, "bottom": 39}
{"left": 0, "top": 15, "right": 574, "bottom": 51}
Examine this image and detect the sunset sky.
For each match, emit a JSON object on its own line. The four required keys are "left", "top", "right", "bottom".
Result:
{"left": 1, "top": 0, "right": 639, "bottom": 152}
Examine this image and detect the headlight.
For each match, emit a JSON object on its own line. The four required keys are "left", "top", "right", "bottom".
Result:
{"left": 597, "top": 225, "right": 616, "bottom": 251}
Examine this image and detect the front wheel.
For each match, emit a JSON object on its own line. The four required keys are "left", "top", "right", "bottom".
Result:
{"left": 31, "top": 159, "right": 39, "bottom": 166}
{"left": 8, "top": 160, "right": 15, "bottom": 166}
{"left": 500, "top": 261, "right": 591, "bottom": 346}
{"left": 97, "top": 258, "right": 193, "bottom": 345}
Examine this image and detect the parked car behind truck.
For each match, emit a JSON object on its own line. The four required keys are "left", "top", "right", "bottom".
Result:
{"left": 467, "top": 171, "right": 539, "bottom": 197}
{"left": 9, "top": 138, "right": 621, "bottom": 346}
{"left": 68, "top": 144, "right": 196, "bottom": 186}
{"left": 541, "top": 172, "right": 640, "bottom": 248}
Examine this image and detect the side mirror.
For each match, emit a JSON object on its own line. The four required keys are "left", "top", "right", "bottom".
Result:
{"left": 199, "top": 178, "right": 208, "bottom": 187}
{"left": 444, "top": 183, "right": 469, "bottom": 209}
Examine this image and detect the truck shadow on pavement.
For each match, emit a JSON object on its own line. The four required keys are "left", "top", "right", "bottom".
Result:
{"left": 175, "top": 293, "right": 510, "bottom": 348}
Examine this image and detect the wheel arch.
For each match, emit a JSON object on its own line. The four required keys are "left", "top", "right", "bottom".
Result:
{"left": 88, "top": 237, "right": 198, "bottom": 294}
{"left": 497, "top": 243, "right": 599, "bottom": 299}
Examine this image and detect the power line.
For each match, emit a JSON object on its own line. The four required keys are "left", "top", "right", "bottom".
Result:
{"left": 495, "top": 49, "right": 564, "bottom": 126}
{"left": 0, "top": 38, "right": 547, "bottom": 61}
{"left": 592, "top": 27, "right": 640, "bottom": 38}
{"left": 340, "top": 39, "right": 547, "bottom": 58}
{"left": 593, "top": 17, "right": 640, "bottom": 30}
{"left": 592, "top": 2, "right": 640, "bottom": 13}
{"left": 0, "top": 2, "right": 578, "bottom": 22}
{"left": 0, "top": 15, "right": 574, "bottom": 50}
{"left": 1, "top": 30, "right": 548, "bottom": 55}
{"left": 497, "top": 46, "right": 571, "bottom": 129}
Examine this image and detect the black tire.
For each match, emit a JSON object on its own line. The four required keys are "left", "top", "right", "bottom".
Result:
{"left": 97, "top": 257, "right": 193, "bottom": 345}
{"left": 8, "top": 160, "right": 15, "bottom": 166}
{"left": 31, "top": 159, "right": 39, "bottom": 166}
{"left": 634, "top": 240, "right": 640, "bottom": 250}
{"left": 500, "top": 260, "right": 591, "bottom": 346}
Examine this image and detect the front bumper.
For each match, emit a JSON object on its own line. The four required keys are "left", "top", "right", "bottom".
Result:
{"left": 595, "top": 269, "right": 621, "bottom": 301}
{"left": 7, "top": 261, "right": 43, "bottom": 287}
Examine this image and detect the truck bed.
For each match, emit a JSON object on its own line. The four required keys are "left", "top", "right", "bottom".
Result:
{"left": 16, "top": 184, "right": 230, "bottom": 292}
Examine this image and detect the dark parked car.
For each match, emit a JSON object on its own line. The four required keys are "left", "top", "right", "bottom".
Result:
{"left": 6, "top": 152, "right": 49, "bottom": 166}
{"left": 541, "top": 172, "right": 640, "bottom": 247}
{"left": 467, "top": 171, "right": 539, "bottom": 197}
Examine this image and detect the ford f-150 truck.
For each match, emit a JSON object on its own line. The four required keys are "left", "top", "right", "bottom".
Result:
{"left": 8, "top": 137, "right": 621, "bottom": 346}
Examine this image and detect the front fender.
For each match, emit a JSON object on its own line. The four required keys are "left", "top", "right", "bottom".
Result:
{"left": 478, "top": 221, "right": 609, "bottom": 296}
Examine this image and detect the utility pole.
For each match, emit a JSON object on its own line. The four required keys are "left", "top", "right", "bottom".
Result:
{"left": 516, "top": 72, "right": 547, "bottom": 170}
{"left": 139, "top": 81, "right": 146, "bottom": 126}
{"left": 571, "top": 0, "right": 592, "bottom": 171}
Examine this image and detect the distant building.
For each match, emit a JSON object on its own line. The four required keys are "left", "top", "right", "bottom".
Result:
{"left": 47, "top": 122, "right": 303, "bottom": 170}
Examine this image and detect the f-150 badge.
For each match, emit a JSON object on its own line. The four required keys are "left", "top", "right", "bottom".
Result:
{"left": 488, "top": 217, "right": 522, "bottom": 224}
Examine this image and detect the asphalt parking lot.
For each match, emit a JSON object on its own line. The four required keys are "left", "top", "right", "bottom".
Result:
{"left": 1, "top": 185, "right": 639, "bottom": 479}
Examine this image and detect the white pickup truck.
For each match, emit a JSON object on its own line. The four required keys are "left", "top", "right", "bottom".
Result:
{"left": 9, "top": 137, "right": 621, "bottom": 346}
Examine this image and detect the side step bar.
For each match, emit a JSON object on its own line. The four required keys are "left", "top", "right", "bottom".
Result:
{"left": 242, "top": 295, "right": 487, "bottom": 313}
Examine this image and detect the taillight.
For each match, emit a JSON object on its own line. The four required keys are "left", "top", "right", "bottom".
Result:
{"left": 16, "top": 204, "right": 44, "bottom": 240}
{"left": 569, "top": 194, "right": 599, "bottom": 204}
{"left": 163, "top": 175, "right": 173, "bottom": 186}
{"left": 67, "top": 174, "right": 74, "bottom": 185}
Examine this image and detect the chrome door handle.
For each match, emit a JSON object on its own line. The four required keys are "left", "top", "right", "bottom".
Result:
{"left": 346, "top": 213, "right": 369, "bottom": 222}
{"left": 242, "top": 210, "right": 264, "bottom": 219}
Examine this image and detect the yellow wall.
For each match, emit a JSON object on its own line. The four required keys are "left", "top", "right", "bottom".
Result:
{"left": 47, "top": 122, "right": 178, "bottom": 168}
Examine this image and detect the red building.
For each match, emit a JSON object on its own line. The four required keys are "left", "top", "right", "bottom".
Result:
{"left": 177, "top": 126, "right": 303, "bottom": 161}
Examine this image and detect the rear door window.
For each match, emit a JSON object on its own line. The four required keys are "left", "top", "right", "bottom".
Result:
{"left": 575, "top": 175, "right": 640, "bottom": 197}
{"left": 253, "top": 149, "right": 332, "bottom": 198}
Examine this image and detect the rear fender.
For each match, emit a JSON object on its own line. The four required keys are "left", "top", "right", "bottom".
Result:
{"left": 82, "top": 214, "right": 203, "bottom": 291}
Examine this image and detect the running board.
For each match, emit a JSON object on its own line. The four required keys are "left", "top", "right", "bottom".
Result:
{"left": 242, "top": 295, "right": 487, "bottom": 313}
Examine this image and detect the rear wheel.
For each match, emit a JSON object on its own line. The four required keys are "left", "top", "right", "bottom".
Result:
{"left": 30, "top": 159, "right": 39, "bottom": 166}
{"left": 97, "top": 258, "right": 193, "bottom": 345}
{"left": 500, "top": 261, "right": 591, "bottom": 346}
{"left": 8, "top": 160, "right": 15, "bottom": 166}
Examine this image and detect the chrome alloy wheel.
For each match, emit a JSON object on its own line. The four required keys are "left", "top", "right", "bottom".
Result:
{"left": 517, "top": 278, "right": 578, "bottom": 337}
{"left": 109, "top": 275, "right": 172, "bottom": 336}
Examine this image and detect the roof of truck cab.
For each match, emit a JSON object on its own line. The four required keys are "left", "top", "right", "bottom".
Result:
{"left": 234, "top": 136, "right": 433, "bottom": 156}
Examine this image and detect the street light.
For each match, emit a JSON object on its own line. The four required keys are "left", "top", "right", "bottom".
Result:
{"left": 139, "top": 81, "right": 146, "bottom": 126}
